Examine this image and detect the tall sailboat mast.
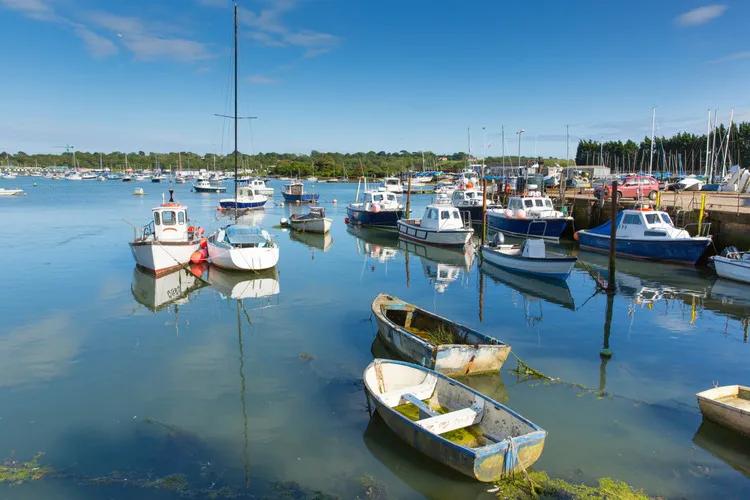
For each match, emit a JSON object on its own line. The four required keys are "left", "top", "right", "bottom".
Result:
{"left": 233, "top": 2, "right": 239, "bottom": 223}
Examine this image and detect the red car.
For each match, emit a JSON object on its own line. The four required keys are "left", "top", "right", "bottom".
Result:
{"left": 595, "top": 175, "right": 659, "bottom": 201}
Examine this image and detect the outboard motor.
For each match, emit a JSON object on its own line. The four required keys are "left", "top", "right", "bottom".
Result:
{"left": 490, "top": 232, "right": 505, "bottom": 247}
{"left": 721, "top": 246, "right": 739, "bottom": 258}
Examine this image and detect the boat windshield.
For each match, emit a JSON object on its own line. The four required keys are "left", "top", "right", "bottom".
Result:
{"left": 225, "top": 226, "right": 267, "bottom": 245}
{"left": 645, "top": 213, "right": 660, "bottom": 225}
{"left": 660, "top": 213, "right": 673, "bottom": 226}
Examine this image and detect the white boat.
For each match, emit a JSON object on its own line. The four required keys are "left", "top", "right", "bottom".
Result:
{"left": 1, "top": 173, "right": 17, "bottom": 179}
{"left": 133, "top": 187, "right": 145, "bottom": 196}
{"left": 193, "top": 179, "right": 227, "bottom": 193}
{"left": 712, "top": 248, "right": 750, "bottom": 284}
{"left": 67, "top": 173, "right": 83, "bottom": 180}
{"left": 481, "top": 237, "right": 577, "bottom": 279}
{"left": 382, "top": 176, "right": 403, "bottom": 194}
{"left": 433, "top": 181, "right": 456, "bottom": 196}
{"left": 218, "top": 186, "right": 268, "bottom": 211}
{"left": 450, "top": 188, "right": 501, "bottom": 224}
{"left": 347, "top": 179, "right": 404, "bottom": 229}
{"left": 697, "top": 385, "right": 750, "bottom": 436}
{"left": 81, "top": 172, "right": 97, "bottom": 180}
{"left": 134, "top": 174, "right": 149, "bottom": 181}
{"left": 306, "top": 176, "right": 318, "bottom": 183}
{"left": 397, "top": 204, "right": 473, "bottom": 247}
{"left": 248, "top": 178, "right": 274, "bottom": 196}
{"left": 675, "top": 175, "right": 703, "bottom": 191}
{"left": 129, "top": 191, "right": 203, "bottom": 275}
{"left": 207, "top": 225, "right": 279, "bottom": 271}
{"left": 0, "top": 188, "right": 24, "bottom": 196}
{"left": 487, "top": 195, "right": 572, "bottom": 241}
{"left": 288, "top": 206, "right": 332, "bottom": 234}
{"left": 208, "top": 266, "right": 280, "bottom": 301}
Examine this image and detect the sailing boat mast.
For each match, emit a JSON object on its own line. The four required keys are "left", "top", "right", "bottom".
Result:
{"left": 233, "top": 2, "right": 239, "bottom": 223}
{"left": 648, "top": 107, "right": 655, "bottom": 176}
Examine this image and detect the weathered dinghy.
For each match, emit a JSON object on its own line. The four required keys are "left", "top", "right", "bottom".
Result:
{"left": 697, "top": 385, "right": 750, "bottom": 436}
{"left": 363, "top": 359, "right": 546, "bottom": 481}
{"left": 372, "top": 293, "right": 510, "bottom": 375}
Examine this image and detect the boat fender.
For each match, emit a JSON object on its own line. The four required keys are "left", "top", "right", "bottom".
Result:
{"left": 199, "top": 237, "right": 208, "bottom": 249}
{"left": 344, "top": 217, "right": 350, "bottom": 224}
{"left": 371, "top": 203, "right": 381, "bottom": 213}
{"left": 573, "top": 231, "right": 580, "bottom": 241}
{"left": 190, "top": 250, "right": 204, "bottom": 264}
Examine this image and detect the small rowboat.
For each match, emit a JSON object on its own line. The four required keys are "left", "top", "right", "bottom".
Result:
{"left": 481, "top": 238, "right": 577, "bottom": 279}
{"left": 372, "top": 293, "right": 510, "bottom": 376}
{"left": 697, "top": 385, "right": 750, "bottom": 436}
{"left": 363, "top": 359, "right": 546, "bottom": 481}
{"left": 289, "top": 206, "right": 332, "bottom": 234}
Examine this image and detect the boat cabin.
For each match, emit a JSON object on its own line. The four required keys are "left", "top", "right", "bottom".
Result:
{"left": 250, "top": 179, "right": 267, "bottom": 189}
{"left": 616, "top": 209, "right": 686, "bottom": 239}
{"left": 237, "top": 186, "right": 262, "bottom": 198}
{"left": 151, "top": 202, "right": 189, "bottom": 241}
{"left": 451, "top": 189, "right": 483, "bottom": 206}
{"left": 420, "top": 205, "right": 465, "bottom": 231}
{"left": 506, "top": 195, "right": 554, "bottom": 213}
{"left": 284, "top": 182, "right": 305, "bottom": 195}
{"left": 366, "top": 190, "right": 400, "bottom": 208}
{"left": 383, "top": 177, "right": 402, "bottom": 192}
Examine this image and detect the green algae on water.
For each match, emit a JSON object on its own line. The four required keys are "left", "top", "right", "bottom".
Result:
{"left": 491, "top": 470, "right": 649, "bottom": 499}
{"left": 0, "top": 453, "right": 50, "bottom": 485}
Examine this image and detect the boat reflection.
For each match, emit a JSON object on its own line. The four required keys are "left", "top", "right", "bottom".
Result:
{"left": 347, "top": 224, "right": 399, "bottom": 263}
{"left": 709, "top": 279, "right": 750, "bottom": 322}
{"left": 289, "top": 229, "right": 333, "bottom": 252}
{"left": 399, "top": 240, "right": 474, "bottom": 292}
{"left": 480, "top": 261, "right": 575, "bottom": 310}
{"left": 131, "top": 265, "right": 207, "bottom": 312}
{"left": 207, "top": 265, "right": 280, "bottom": 304}
{"left": 693, "top": 420, "right": 750, "bottom": 477}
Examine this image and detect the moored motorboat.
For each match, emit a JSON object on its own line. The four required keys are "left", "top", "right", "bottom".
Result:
{"left": 282, "top": 181, "right": 319, "bottom": 203}
{"left": 576, "top": 208, "right": 712, "bottom": 265}
{"left": 363, "top": 359, "right": 546, "bottom": 481}
{"left": 487, "top": 194, "right": 572, "bottom": 241}
{"left": 481, "top": 236, "right": 577, "bottom": 279}
{"left": 711, "top": 247, "right": 750, "bottom": 284}
{"left": 248, "top": 178, "right": 274, "bottom": 196}
{"left": 129, "top": 190, "right": 203, "bottom": 275}
{"left": 347, "top": 178, "right": 404, "bottom": 229}
{"left": 697, "top": 385, "right": 750, "bottom": 436}
{"left": 397, "top": 204, "right": 473, "bottom": 247}
{"left": 371, "top": 293, "right": 510, "bottom": 375}
{"left": 194, "top": 179, "right": 227, "bottom": 193}
{"left": 450, "top": 188, "right": 501, "bottom": 224}
{"left": 133, "top": 187, "right": 145, "bottom": 196}
{"left": 289, "top": 206, "right": 332, "bottom": 234}
{"left": 207, "top": 225, "right": 279, "bottom": 271}
{"left": 218, "top": 186, "right": 268, "bottom": 211}
{"left": 382, "top": 176, "right": 403, "bottom": 194}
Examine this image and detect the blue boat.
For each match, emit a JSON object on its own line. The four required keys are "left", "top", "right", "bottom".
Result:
{"left": 218, "top": 186, "right": 268, "bottom": 210}
{"left": 576, "top": 209, "right": 712, "bottom": 265}
{"left": 347, "top": 187, "right": 403, "bottom": 228}
{"left": 282, "top": 181, "right": 319, "bottom": 203}
{"left": 487, "top": 195, "right": 572, "bottom": 241}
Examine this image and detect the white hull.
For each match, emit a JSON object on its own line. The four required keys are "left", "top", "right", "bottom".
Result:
{"left": 290, "top": 217, "right": 332, "bottom": 234}
{"left": 397, "top": 220, "right": 473, "bottom": 247}
{"left": 0, "top": 188, "right": 24, "bottom": 196}
{"left": 129, "top": 240, "right": 198, "bottom": 275}
{"left": 697, "top": 385, "right": 750, "bottom": 436}
{"left": 481, "top": 245, "right": 576, "bottom": 278}
{"left": 713, "top": 256, "right": 750, "bottom": 284}
{"left": 207, "top": 241, "right": 279, "bottom": 271}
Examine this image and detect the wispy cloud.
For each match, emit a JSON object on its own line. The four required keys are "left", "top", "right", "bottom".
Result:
{"left": 196, "top": 0, "right": 227, "bottom": 7}
{"left": 675, "top": 4, "right": 727, "bottom": 27}
{"left": 239, "top": 0, "right": 340, "bottom": 57}
{"left": 0, "top": 0, "right": 56, "bottom": 21}
{"left": 72, "top": 24, "right": 118, "bottom": 58}
{"left": 710, "top": 51, "right": 750, "bottom": 64}
{"left": 247, "top": 74, "right": 278, "bottom": 85}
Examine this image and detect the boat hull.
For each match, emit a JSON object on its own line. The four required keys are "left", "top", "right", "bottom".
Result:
{"left": 397, "top": 221, "right": 473, "bottom": 247}
{"left": 347, "top": 206, "right": 403, "bottom": 228}
{"left": 194, "top": 185, "right": 226, "bottom": 193}
{"left": 207, "top": 241, "right": 279, "bottom": 271}
{"left": 697, "top": 385, "right": 750, "bottom": 437}
{"left": 363, "top": 359, "right": 546, "bottom": 481}
{"left": 487, "top": 213, "right": 570, "bottom": 241}
{"left": 712, "top": 256, "right": 750, "bottom": 284}
{"left": 290, "top": 217, "right": 331, "bottom": 234}
{"left": 481, "top": 245, "right": 577, "bottom": 279}
{"left": 129, "top": 240, "right": 198, "bottom": 276}
{"left": 372, "top": 294, "right": 510, "bottom": 375}
{"left": 218, "top": 199, "right": 267, "bottom": 210}
{"left": 578, "top": 231, "right": 711, "bottom": 265}
{"left": 282, "top": 193, "right": 319, "bottom": 203}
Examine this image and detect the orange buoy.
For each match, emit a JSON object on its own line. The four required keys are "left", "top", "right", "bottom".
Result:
{"left": 573, "top": 231, "right": 580, "bottom": 241}
{"left": 199, "top": 237, "right": 208, "bottom": 249}
{"left": 190, "top": 250, "right": 203, "bottom": 264}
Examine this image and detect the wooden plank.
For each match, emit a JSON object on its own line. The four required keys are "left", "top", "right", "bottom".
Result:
{"left": 416, "top": 407, "right": 480, "bottom": 435}
{"left": 381, "top": 383, "right": 434, "bottom": 407}
{"left": 401, "top": 393, "right": 438, "bottom": 419}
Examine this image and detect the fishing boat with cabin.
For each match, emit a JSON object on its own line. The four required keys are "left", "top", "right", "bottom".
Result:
{"left": 450, "top": 188, "right": 501, "bottom": 224}
{"left": 347, "top": 178, "right": 404, "bottom": 229}
{"left": 218, "top": 185, "right": 268, "bottom": 211}
{"left": 193, "top": 178, "right": 227, "bottom": 193}
{"left": 711, "top": 247, "right": 750, "bottom": 284}
{"left": 486, "top": 194, "right": 572, "bottom": 241}
{"left": 129, "top": 190, "right": 204, "bottom": 275}
{"left": 481, "top": 235, "right": 577, "bottom": 279}
{"left": 371, "top": 293, "right": 510, "bottom": 376}
{"left": 397, "top": 204, "right": 473, "bottom": 247}
{"left": 363, "top": 359, "right": 547, "bottom": 481}
{"left": 282, "top": 180, "right": 319, "bottom": 203}
{"left": 575, "top": 207, "right": 712, "bottom": 265}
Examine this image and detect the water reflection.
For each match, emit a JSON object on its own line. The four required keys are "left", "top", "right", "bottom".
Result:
{"left": 130, "top": 266, "right": 207, "bottom": 312}
{"left": 399, "top": 240, "right": 474, "bottom": 292}
{"left": 289, "top": 229, "right": 333, "bottom": 252}
{"left": 693, "top": 420, "right": 750, "bottom": 477}
{"left": 207, "top": 266, "right": 280, "bottom": 304}
{"left": 480, "top": 261, "right": 575, "bottom": 310}
{"left": 709, "top": 279, "right": 750, "bottom": 333}
{"left": 347, "top": 225, "right": 399, "bottom": 263}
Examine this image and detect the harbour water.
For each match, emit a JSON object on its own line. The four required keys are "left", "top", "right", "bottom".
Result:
{"left": 2, "top": 178, "right": 750, "bottom": 498}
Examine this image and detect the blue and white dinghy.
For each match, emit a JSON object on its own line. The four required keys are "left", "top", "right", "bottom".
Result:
{"left": 481, "top": 235, "right": 577, "bottom": 279}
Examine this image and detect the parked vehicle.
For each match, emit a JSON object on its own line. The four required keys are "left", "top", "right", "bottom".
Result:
{"left": 594, "top": 175, "right": 659, "bottom": 202}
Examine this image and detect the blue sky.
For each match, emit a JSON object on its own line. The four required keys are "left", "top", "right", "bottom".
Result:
{"left": 1, "top": 0, "right": 749, "bottom": 157}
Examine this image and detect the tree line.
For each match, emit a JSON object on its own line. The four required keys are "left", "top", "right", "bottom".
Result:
{"left": 575, "top": 121, "right": 750, "bottom": 174}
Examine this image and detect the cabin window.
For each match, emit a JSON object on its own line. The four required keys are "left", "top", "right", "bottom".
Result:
{"left": 162, "top": 211, "right": 176, "bottom": 225}
{"left": 154, "top": 212, "right": 161, "bottom": 225}
{"left": 622, "top": 214, "right": 642, "bottom": 225}
{"left": 373, "top": 194, "right": 383, "bottom": 202}
{"left": 178, "top": 211, "right": 185, "bottom": 224}
{"left": 524, "top": 199, "right": 533, "bottom": 208}
{"left": 645, "top": 213, "right": 660, "bottom": 225}
{"left": 544, "top": 200, "right": 553, "bottom": 208}
{"left": 535, "top": 199, "right": 544, "bottom": 207}
{"left": 661, "top": 213, "right": 673, "bottom": 225}
{"left": 441, "top": 210, "right": 450, "bottom": 220}
{"left": 452, "top": 211, "right": 461, "bottom": 219}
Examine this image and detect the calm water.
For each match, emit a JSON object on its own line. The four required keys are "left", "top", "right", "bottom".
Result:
{"left": 1, "top": 177, "right": 750, "bottom": 499}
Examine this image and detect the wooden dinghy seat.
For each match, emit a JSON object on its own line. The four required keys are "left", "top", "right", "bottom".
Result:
{"left": 383, "top": 386, "right": 486, "bottom": 435}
